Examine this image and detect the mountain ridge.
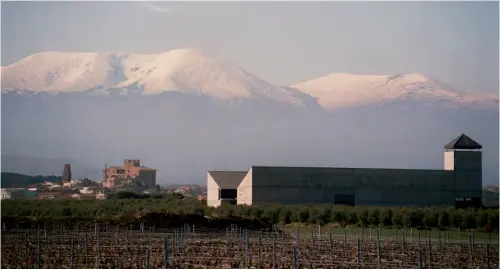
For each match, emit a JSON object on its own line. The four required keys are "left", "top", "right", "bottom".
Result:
{"left": 2, "top": 48, "right": 498, "bottom": 110}
{"left": 290, "top": 72, "right": 499, "bottom": 109}
{"left": 1, "top": 48, "right": 304, "bottom": 106}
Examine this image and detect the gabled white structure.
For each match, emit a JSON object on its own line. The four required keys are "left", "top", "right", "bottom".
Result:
{"left": 206, "top": 171, "right": 247, "bottom": 207}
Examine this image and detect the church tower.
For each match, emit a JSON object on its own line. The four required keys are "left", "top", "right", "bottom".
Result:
{"left": 62, "top": 164, "right": 72, "bottom": 183}
{"left": 444, "top": 134, "right": 482, "bottom": 208}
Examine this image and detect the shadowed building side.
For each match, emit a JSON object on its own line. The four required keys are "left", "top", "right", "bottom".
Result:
{"left": 244, "top": 166, "right": 456, "bottom": 206}
{"left": 444, "top": 133, "right": 483, "bottom": 208}
{"left": 207, "top": 170, "right": 248, "bottom": 207}
{"left": 229, "top": 134, "right": 484, "bottom": 208}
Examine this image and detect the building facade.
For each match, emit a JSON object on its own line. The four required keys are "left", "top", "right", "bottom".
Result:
{"left": 103, "top": 159, "right": 157, "bottom": 188}
{"left": 207, "top": 171, "right": 247, "bottom": 207}
{"left": 207, "top": 134, "right": 483, "bottom": 208}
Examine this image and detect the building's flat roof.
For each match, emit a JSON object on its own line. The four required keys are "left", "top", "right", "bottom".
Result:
{"left": 251, "top": 166, "right": 448, "bottom": 173}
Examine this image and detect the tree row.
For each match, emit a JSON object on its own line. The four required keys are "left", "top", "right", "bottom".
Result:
{"left": 1, "top": 198, "right": 498, "bottom": 232}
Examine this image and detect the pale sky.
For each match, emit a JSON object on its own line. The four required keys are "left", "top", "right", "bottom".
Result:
{"left": 1, "top": 1, "right": 498, "bottom": 93}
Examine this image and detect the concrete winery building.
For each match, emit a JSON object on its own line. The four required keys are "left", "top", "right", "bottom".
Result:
{"left": 207, "top": 134, "right": 483, "bottom": 208}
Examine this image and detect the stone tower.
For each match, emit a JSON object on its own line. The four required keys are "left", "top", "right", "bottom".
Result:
{"left": 444, "top": 133, "right": 482, "bottom": 207}
{"left": 62, "top": 164, "right": 72, "bottom": 182}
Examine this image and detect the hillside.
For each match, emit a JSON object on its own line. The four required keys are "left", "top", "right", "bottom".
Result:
{"left": 0, "top": 172, "right": 60, "bottom": 188}
{"left": 1, "top": 155, "right": 102, "bottom": 180}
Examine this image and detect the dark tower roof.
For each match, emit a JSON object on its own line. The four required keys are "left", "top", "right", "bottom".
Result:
{"left": 444, "top": 134, "right": 482, "bottom": 150}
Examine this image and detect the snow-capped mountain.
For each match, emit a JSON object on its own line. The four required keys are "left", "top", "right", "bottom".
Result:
{"left": 3, "top": 49, "right": 497, "bottom": 111}
{"left": 1, "top": 48, "right": 303, "bottom": 106}
{"left": 1, "top": 48, "right": 498, "bottom": 186}
{"left": 290, "top": 72, "right": 499, "bottom": 109}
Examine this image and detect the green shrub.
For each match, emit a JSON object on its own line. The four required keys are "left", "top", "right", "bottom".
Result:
{"left": 347, "top": 210, "right": 358, "bottom": 225}
{"left": 392, "top": 210, "right": 404, "bottom": 227}
{"left": 2, "top": 199, "right": 495, "bottom": 232}
{"left": 297, "top": 207, "right": 310, "bottom": 223}
{"left": 358, "top": 209, "right": 369, "bottom": 227}
{"left": 462, "top": 212, "right": 477, "bottom": 229}
{"left": 331, "top": 211, "right": 346, "bottom": 226}
{"left": 438, "top": 211, "right": 451, "bottom": 228}
{"left": 278, "top": 208, "right": 291, "bottom": 224}
{"left": 368, "top": 209, "right": 380, "bottom": 226}
{"left": 380, "top": 209, "right": 393, "bottom": 227}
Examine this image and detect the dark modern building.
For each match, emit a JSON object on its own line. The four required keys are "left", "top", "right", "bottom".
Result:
{"left": 207, "top": 134, "right": 483, "bottom": 208}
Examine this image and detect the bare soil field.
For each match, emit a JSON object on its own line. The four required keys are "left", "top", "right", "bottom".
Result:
{"left": 1, "top": 225, "right": 498, "bottom": 269}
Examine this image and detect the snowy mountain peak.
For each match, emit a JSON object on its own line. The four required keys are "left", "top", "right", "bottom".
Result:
{"left": 291, "top": 72, "right": 497, "bottom": 109}
{"left": 2, "top": 50, "right": 497, "bottom": 110}
{"left": 386, "top": 72, "right": 428, "bottom": 82}
{"left": 162, "top": 47, "right": 210, "bottom": 59}
{"left": 1, "top": 48, "right": 304, "bottom": 106}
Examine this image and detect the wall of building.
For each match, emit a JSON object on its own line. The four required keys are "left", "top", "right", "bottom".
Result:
{"left": 449, "top": 150, "right": 482, "bottom": 199}
{"left": 207, "top": 173, "right": 222, "bottom": 207}
{"left": 237, "top": 169, "right": 253, "bottom": 205}
{"left": 137, "top": 169, "right": 156, "bottom": 188}
{"left": 104, "top": 160, "right": 157, "bottom": 188}
{"left": 242, "top": 166, "right": 457, "bottom": 207}
{"left": 353, "top": 168, "right": 456, "bottom": 206}
{"left": 444, "top": 151, "right": 455, "bottom": 171}
{"left": 104, "top": 167, "right": 127, "bottom": 187}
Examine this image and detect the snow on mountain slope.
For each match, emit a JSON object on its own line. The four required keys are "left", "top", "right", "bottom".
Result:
{"left": 1, "top": 48, "right": 303, "bottom": 105}
{"left": 1, "top": 52, "right": 111, "bottom": 92}
{"left": 3, "top": 50, "right": 497, "bottom": 110}
{"left": 290, "top": 72, "right": 498, "bottom": 109}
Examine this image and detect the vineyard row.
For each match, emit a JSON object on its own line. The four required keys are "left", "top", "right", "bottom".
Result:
{"left": 1, "top": 224, "right": 499, "bottom": 269}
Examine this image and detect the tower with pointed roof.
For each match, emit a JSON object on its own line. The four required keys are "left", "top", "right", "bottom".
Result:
{"left": 444, "top": 133, "right": 483, "bottom": 207}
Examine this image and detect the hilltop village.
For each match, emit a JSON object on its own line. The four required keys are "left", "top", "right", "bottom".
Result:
{"left": 0, "top": 160, "right": 207, "bottom": 201}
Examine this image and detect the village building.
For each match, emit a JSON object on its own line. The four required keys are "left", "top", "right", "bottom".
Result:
{"left": 103, "top": 159, "right": 157, "bottom": 189}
